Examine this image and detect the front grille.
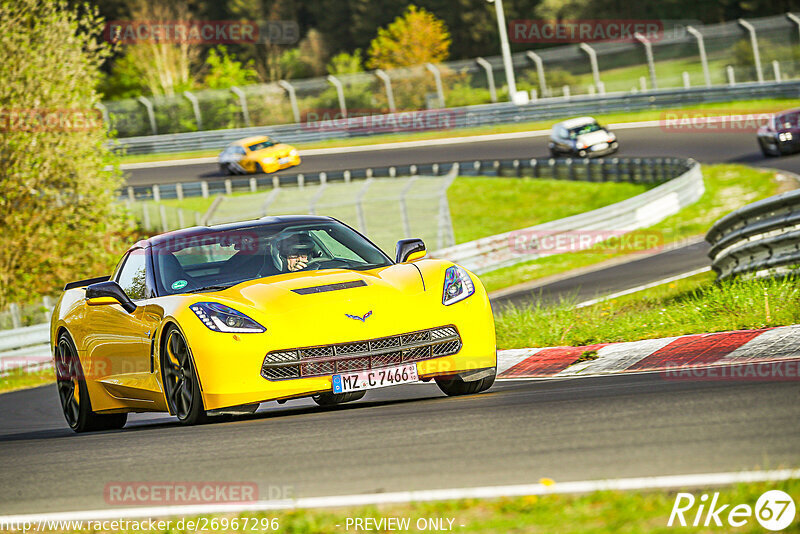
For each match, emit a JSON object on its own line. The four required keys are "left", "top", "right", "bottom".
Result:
{"left": 261, "top": 325, "right": 461, "bottom": 380}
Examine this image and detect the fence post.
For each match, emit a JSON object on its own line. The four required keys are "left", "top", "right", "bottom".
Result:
{"left": 127, "top": 186, "right": 135, "bottom": 202}
{"left": 437, "top": 166, "right": 458, "bottom": 248}
{"left": 230, "top": 86, "right": 251, "bottom": 127}
{"left": 727, "top": 66, "right": 736, "bottom": 85}
{"left": 183, "top": 91, "right": 203, "bottom": 131}
{"left": 562, "top": 85, "right": 571, "bottom": 99}
{"left": 201, "top": 181, "right": 209, "bottom": 199}
{"left": 475, "top": 57, "right": 497, "bottom": 103}
{"left": 399, "top": 176, "right": 419, "bottom": 237}
{"left": 374, "top": 69, "right": 396, "bottom": 113}
{"left": 526, "top": 51, "right": 547, "bottom": 97}
{"left": 634, "top": 33, "right": 658, "bottom": 90}
{"left": 272, "top": 175, "right": 280, "bottom": 189}
{"left": 152, "top": 184, "right": 160, "bottom": 202}
{"left": 579, "top": 43, "right": 603, "bottom": 94}
{"left": 9, "top": 303, "right": 21, "bottom": 329}
{"left": 788, "top": 13, "right": 800, "bottom": 42}
{"left": 425, "top": 63, "right": 445, "bottom": 108}
{"left": 355, "top": 179, "right": 373, "bottom": 233}
{"left": 42, "top": 295, "right": 53, "bottom": 322}
{"left": 344, "top": 170, "right": 351, "bottom": 183}
{"left": 682, "top": 71, "right": 691, "bottom": 88}
{"left": 249, "top": 177, "right": 257, "bottom": 193}
{"left": 137, "top": 96, "right": 157, "bottom": 135}
{"left": 224, "top": 179, "right": 232, "bottom": 195}
{"left": 176, "top": 183, "right": 184, "bottom": 201}
{"left": 142, "top": 202, "right": 151, "bottom": 229}
{"left": 639, "top": 76, "right": 648, "bottom": 91}
{"left": 738, "top": 19, "right": 764, "bottom": 83}
{"left": 686, "top": 26, "right": 711, "bottom": 87}
{"left": 327, "top": 75, "right": 347, "bottom": 118}
{"left": 277, "top": 80, "right": 300, "bottom": 123}
{"left": 773, "top": 60, "right": 782, "bottom": 81}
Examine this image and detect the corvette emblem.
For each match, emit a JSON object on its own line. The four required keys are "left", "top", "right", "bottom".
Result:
{"left": 345, "top": 311, "right": 372, "bottom": 322}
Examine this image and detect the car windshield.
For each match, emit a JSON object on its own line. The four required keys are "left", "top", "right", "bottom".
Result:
{"left": 247, "top": 139, "right": 276, "bottom": 151}
{"left": 152, "top": 220, "right": 393, "bottom": 295}
{"left": 777, "top": 113, "right": 799, "bottom": 129}
{"left": 568, "top": 122, "right": 602, "bottom": 139}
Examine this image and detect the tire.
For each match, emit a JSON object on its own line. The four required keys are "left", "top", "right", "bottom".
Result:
{"left": 759, "top": 140, "right": 778, "bottom": 158}
{"left": 312, "top": 390, "right": 366, "bottom": 406}
{"left": 55, "top": 332, "right": 127, "bottom": 433}
{"left": 161, "top": 326, "right": 207, "bottom": 425}
{"left": 220, "top": 164, "right": 232, "bottom": 175}
{"left": 435, "top": 369, "right": 496, "bottom": 397}
{"left": 256, "top": 162, "right": 267, "bottom": 174}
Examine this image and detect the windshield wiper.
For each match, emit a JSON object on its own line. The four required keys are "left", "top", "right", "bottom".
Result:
{"left": 186, "top": 284, "right": 235, "bottom": 293}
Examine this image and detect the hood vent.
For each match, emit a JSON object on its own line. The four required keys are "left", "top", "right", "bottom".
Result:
{"left": 291, "top": 280, "right": 366, "bottom": 295}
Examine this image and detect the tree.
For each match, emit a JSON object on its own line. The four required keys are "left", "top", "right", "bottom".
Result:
{"left": 202, "top": 46, "right": 259, "bottom": 89}
{"left": 0, "top": 0, "right": 126, "bottom": 309}
{"left": 327, "top": 50, "right": 364, "bottom": 75}
{"left": 366, "top": 5, "right": 451, "bottom": 70}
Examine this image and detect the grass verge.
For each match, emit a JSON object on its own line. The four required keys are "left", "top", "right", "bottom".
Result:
{"left": 495, "top": 271, "right": 800, "bottom": 349}
{"left": 480, "top": 164, "right": 789, "bottom": 293}
{"left": 115, "top": 97, "right": 800, "bottom": 164}
{"left": 0, "top": 367, "right": 53, "bottom": 394}
{"left": 21, "top": 479, "right": 799, "bottom": 533}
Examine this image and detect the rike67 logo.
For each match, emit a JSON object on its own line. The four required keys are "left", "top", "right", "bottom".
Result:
{"left": 669, "top": 490, "right": 796, "bottom": 531}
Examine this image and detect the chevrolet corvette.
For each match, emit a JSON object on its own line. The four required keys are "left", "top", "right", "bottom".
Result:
{"left": 51, "top": 216, "right": 497, "bottom": 431}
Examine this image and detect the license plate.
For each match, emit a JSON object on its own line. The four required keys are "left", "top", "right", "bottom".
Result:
{"left": 278, "top": 157, "right": 290, "bottom": 164}
{"left": 592, "top": 142, "right": 609, "bottom": 151}
{"left": 332, "top": 363, "right": 418, "bottom": 393}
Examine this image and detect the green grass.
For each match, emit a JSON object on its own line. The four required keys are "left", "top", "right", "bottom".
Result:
{"left": 448, "top": 178, "right": 649, "bottom": 243}
{"left": 495, "top": 271, "right": 800, "bottom": 349}
{"left": 114, "top": 98, "right": 800, "bottom": 164}
{"left": 0, "top": 367, "right": 53, "bottom": 394}
{"left": 479, "top": 164, "right": 788, "bottom": 293}
{"left": 31, "top": 479, "right": 800, "bottom": 533}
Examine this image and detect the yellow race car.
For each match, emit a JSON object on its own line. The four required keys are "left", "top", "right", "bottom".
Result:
{"left": 51, "top": 216, "right": 496, "bottom": 431}
{"left": 218, "top": 135, "right": 301, "bottom": 175}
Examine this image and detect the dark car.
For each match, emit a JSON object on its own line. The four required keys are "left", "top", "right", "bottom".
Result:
{"left": 757, "top": 109, "right": 800, "bottom": 157}
{"left": 549, "top": 117, "right": 619, "bottom": 158}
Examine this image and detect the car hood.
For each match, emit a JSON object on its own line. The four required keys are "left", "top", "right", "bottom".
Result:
{"left": 576, "top": 130, "right": 613, "bottom": 145}
{"left": 206, "top": 265, "right": 429, "bottom": 318}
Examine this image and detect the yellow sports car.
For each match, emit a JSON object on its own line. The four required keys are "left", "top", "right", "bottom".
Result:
{"left": 218, "top": 135, "right": 301, "bottom": 175}
{"left": 51, "top": 216, "right": 496, "bottom": 431}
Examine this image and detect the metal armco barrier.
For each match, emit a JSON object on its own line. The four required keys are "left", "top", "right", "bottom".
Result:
{"left": 125, "top": 157, "right": 693, "bottom": 200}
{"left": 706, "top": 188, "right": 800, "bottom": 280}
{"left": 432, "top": 159, "right": 703, "bottom": 273}
{"left": 112, "top": 81, "right": 800, "bottom": 155}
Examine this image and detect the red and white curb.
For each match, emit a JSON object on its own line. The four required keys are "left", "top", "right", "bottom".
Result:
{"left": 497, "top": 324, "right": 800, "bottom": 379}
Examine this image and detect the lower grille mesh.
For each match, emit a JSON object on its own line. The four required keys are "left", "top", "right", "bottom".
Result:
{"left": 261, "top": 326, "right": 461, "bottom": 380}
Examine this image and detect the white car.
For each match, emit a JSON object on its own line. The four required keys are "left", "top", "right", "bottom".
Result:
{"left": 549, "top": 117, "right": 619, "bottom": 158}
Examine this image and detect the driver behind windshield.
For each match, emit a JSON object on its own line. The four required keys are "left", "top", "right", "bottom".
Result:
{"left": 278, "top": 233, "right": 315, "bottom": 272}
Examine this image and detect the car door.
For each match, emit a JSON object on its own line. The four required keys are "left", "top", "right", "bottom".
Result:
{"left": 84, "top": 248, "right": 153, "bottom": 382}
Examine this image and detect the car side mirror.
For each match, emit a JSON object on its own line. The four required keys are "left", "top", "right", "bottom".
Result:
{"left": 85, "top": 281, "right": 137, "bottom": 314}
{"left": 395, "top": 238, "right": 426, "bottom": 263}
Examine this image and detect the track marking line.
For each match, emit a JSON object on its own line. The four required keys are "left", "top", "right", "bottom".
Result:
{"left": 2, "top": 469, "right": 797, "bottom": 522}
{"left": 574, "top": 266, "right": 711, "bottom": 309}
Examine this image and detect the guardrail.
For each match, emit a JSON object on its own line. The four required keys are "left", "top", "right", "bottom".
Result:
{"left": 706, "top": 188, "right": 800, "bottom": 280}
{"left": 126, "top": 156, "right": 693, "bottom": 201}
{"left": 113, "top": 80, "right": 800, "bottom": 155}
{"left": 432, "top": 159, "right": 703, "bottom": 273}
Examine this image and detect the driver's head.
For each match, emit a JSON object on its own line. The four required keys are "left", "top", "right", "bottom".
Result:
{"left": 279, "top": 233, "right": 315, "bottom": 272}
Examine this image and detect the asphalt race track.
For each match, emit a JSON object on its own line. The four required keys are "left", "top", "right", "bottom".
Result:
{"left": 1, "top": 365, "right": 798, "bottom": 515}
{"left": 2, "top": 122, "right": 799, "bottom": 517}
{"left": 125, "top": 123, "right": 800, "bottom": 186}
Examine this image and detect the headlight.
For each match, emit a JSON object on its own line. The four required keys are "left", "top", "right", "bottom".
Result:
{"left": 779, "top": 132, "right": 792, "bottom": 141}
{"left": 190, "top": 302, "right": 266, "bottom": 333}
{"left": 262, "top": 156, "right": 277, "bottom": 163}
{"left": 442, "top": 266, "right": 475, "bottom": 305}
{"left": 289, "top": 148, "right": 298, "bottom": 156}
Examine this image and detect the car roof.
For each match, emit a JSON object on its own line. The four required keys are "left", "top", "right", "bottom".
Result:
{"left": 146, "top": 215, "right": 335, "bottom": 247}
{"left": 232, "top": 135, "right": 270, "bottom": 147}
{"left": 776, "top": 108, "right": 800, "bottom": 118}
{"left": 554, "top": 117, "right": 599, "bottom": 130}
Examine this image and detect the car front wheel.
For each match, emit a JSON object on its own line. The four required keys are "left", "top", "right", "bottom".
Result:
{"left": 162, "top": 326, "right": 207, "bottom": 425}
